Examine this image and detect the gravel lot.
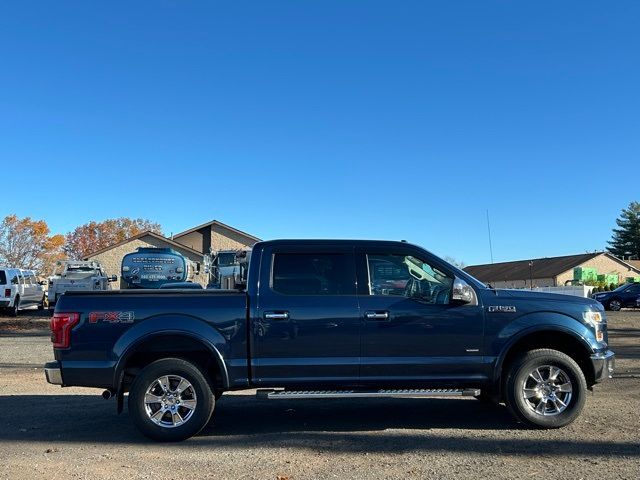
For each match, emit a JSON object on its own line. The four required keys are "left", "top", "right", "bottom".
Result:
{"left": 0, "top": 310, "right": 638, "bottom": 480}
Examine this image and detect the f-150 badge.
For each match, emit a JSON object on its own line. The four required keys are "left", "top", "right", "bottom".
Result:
{"left": 488, "top": 306, "right": 516, "bottom": 313}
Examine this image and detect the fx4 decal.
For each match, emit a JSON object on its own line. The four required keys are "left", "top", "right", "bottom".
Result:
{"left": 89, "top": 311, "right": 135, "bottom": 324}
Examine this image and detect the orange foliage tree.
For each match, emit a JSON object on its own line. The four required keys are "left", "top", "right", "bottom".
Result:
{"left": 0, "top": 215, "right": 66, "bottom": 274}
{"left": 64, "top": 218, "right": 162, "bottom": 260}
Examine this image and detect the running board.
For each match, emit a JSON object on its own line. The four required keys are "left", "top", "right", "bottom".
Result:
{"left": 257, "top": 388, "right": 480, "bottom": 400}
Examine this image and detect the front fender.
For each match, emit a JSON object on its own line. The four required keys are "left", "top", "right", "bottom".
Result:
{"left": 112, "top": 314, "right": 230, "bottom": 389}
{"left": 491, "top": 311, "right": 598, "bottom": 382}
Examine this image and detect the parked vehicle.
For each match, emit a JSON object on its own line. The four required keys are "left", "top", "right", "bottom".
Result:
{"left": 121, "top": 247, "right": 191, "bottom": 289}
{"left": 0, "top": 268, "right": 46, "bottom": 316}
{"left": 207, "top": 249, "right": 251, "bottom": 289}
{"left": 48, "top": 261, "right": 116, "bottom": 309}
{"left": 592, "top": 282, "right": 640, "bottom": 311}
{"left": 45, "top": 239, "right": 615, "bottom": 441}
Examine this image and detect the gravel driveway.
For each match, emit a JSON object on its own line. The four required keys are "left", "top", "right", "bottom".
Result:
{"left": 0, "top": 310, "right": 638, "bottom": 480}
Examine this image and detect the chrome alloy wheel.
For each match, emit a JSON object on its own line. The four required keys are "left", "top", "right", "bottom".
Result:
{"left": 522, "top": 365, "right": 573, "bottom": 416}
{"left": 143, "top": 375, "right": 197, "bottom": 428}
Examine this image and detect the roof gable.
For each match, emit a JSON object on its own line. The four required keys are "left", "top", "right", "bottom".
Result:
{"left": 173, "top": 219, "right": 260, "bottom": 243}
{"left": 83, "top": 231, "right": 203, "bottom": 259}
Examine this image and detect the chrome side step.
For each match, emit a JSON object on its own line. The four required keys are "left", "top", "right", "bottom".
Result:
{"left": 257, "top": 388, "right": 480, "bottom": 400}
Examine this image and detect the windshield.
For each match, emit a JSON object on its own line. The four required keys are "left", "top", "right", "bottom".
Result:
{"left": 612, "top": 283, "right": 632, "bottom": 293}
{"left": 217, "top": 253, "right": 237, "bottom": 267}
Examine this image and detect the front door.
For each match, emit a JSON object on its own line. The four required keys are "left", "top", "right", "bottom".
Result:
{"left": 252, "top": 245, "right": 361, "bottom": 386}
{"left": 357, "top": 247, "right": 485, "bottom": 385}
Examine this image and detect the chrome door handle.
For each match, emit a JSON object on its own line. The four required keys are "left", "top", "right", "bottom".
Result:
{"left": 264, "top": 311, "right": 290, "bottom": 320}
{"left": 365, "top": 311, "right": 389, "bottom": 320}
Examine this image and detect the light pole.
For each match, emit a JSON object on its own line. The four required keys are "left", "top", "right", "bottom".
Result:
{"left": 529, "top": 261, "right": 533, "bottom": 290}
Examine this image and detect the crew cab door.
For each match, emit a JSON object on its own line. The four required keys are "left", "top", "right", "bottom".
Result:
{"left": 251, "top": 245, "right": 360, "bottom": 386}
{"left": 356, "top": 247, "right": 485, "bottom": 385}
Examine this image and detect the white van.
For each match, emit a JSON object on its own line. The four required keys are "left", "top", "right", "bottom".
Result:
{"left": 0, "top": 268, "right": 46, "bottom": 316}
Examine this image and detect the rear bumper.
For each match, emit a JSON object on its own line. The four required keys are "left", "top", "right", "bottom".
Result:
{"left": 44, "top": 361, "right": 63, "bottom": 385}
{"left": 590, "top": 350, "right": 615, "bottom": 383}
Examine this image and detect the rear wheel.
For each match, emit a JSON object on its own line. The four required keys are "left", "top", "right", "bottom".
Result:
{"left": 128, "top": 358, "right": 215, "bottom": 442}
{"left": 38, "top": 295, "right": 46, "bottom": 310}
{"left": 608, "top": 298, "right": 622, "bottom": 311}
{"left": 9, "top": 296, "right": 19, "bottom": 317}
{"left": 505, "top": 349, "right": 586, "bottom": 429}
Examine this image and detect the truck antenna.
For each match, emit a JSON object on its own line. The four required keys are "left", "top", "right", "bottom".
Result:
{"left": 486, "top": 209, "right": 494, "bottom": 264}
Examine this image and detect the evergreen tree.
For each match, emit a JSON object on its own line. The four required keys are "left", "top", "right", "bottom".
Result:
{"left": 607, "top": 201, "right": 640, "bottom": 259}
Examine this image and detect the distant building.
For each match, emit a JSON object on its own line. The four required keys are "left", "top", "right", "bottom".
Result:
{"left": 83, "top": 220, "right": 260, "bottom": 287}
{"left": 464, "top": 252, "right": 640, "bottom": 289}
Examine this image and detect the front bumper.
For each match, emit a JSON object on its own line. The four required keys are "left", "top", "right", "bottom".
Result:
{"left": 590, "top": 350, "right": 615, "bottom": 383}
{"left": 44, "top": 361, "right": 63, "bottom": 385}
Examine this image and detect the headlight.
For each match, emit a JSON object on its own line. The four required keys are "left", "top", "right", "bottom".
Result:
{"left": 583, "top": 311, "right": 603, "bottom": 324}
{"left": 584, "top": 310, "right": 605, "bottom": 342}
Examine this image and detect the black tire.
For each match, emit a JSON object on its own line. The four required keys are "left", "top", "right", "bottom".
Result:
{"left": 128, "top": 358, "right": 215, "bottom": 442}
{"left": 9, "top": 296, "right": 19, "bottom": 317}
{"left": 505, "top": 349, "right": 587, "bottom": 429}
{"left": 607, "top": 298, "right": 622, "bottom": 311}
{"left": 38, "top": 295, "right": 46, "bottom": 310}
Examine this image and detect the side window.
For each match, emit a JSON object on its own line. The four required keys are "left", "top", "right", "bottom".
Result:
{"left": 10, "top": 271, "right": 19, "bottom": 285}
{"left": 627, "top": 284, "right": 640, "bottom": 294}
{"left": 272, "top": 253, "right": 354, "bottom": 295}
{"left": 367, "top": 254, "right": 453, "bottom": 305}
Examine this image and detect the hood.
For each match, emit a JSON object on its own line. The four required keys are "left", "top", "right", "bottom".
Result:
{"left": 495, "top": 288, "right": 598, "bottom": 307}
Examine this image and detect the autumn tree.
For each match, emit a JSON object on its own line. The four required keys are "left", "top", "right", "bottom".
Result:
{"left": 0, "top": 215, "right": 66, "bottom": 274}
{"left": 64, "top": 218, "right": 162, "bottom": 260}
{"left": 607, "top": 201, "right": 640, "bottom": 260}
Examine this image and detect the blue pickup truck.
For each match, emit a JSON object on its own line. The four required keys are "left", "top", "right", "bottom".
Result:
{"left": 45, "top": 239, "right": 615, "bottom": 441}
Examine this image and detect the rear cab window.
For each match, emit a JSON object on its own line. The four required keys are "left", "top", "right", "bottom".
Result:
{"left": 0, "top": 270, "right": 6, "bottom": 285}
{"left": 271, "top": 252, "right": 354, "bottom": 295}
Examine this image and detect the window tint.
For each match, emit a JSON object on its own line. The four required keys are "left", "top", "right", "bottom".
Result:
{"left": 272, "top": 253, "right": 354, "bottom": 295}
{"left": 367, "top": 254, "right": 453, "bottom": 304}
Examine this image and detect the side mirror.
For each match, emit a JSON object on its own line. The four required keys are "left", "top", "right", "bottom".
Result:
{"left": 108, "top": 275, "right": 118, "bottom": 282}
{"left": 452, "top": 277, "right": 477, "bottom": 305}
{"left": 38, "top": 280, "right": 47, "bottom": 286}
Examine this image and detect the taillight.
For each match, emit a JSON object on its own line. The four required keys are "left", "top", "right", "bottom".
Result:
{"left": 4, "top": 288, "right": 10, "bottom": 298}
{"left": 50, "top": 313, "right": 80, "bottom": 349}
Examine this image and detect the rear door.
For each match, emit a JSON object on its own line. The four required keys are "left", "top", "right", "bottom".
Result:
{"left": 622, "top": 283, "right": 640, "bottom": 307}
{"left": 251, "top": 244, "right": 361, "bottom": 386}
{"left": 356, "top": 246, "right": 485, "bottom": 385}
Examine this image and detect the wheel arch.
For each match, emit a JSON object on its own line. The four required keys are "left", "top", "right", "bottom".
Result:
{"left": 494, "top": 326, "right": 596, "bottom": 392}
{"left": 113, "top": 315, "right": 231, "bottom": 395}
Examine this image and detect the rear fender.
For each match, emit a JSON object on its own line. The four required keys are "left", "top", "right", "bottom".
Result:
{"left": 112, "top": 314, "right": 230, "bottom": 390}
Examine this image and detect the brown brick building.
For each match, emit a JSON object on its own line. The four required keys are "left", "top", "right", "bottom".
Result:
{"left": 83, "top": 220, "right": 260, "bottom": 287}
{"left": 465, "top": 252, "right": 640, "bottom": 289}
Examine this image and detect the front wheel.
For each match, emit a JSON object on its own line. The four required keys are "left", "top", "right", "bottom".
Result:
{"left": 128, "top": 358, "right": 215, "bottom": 442}
{"left": 505, "top": 349, "right": 587, "bottom": 429}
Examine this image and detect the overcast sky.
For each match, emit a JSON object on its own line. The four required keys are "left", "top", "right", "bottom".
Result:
{"left": 1, "top": 1, "right": 638, "bottom": 265}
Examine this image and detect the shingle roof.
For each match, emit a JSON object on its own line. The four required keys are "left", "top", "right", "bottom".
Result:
{"left": 464, "top": 253, "right": 601, "bottom": 282}
{"left": 82, "top": 231, "right": 203, "bottom": 259}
